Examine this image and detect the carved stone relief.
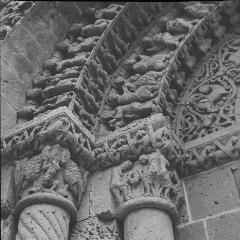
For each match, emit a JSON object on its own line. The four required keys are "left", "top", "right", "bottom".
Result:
{"left": 0, "top": 1, "right": 34, "bottom": 40}
{"left": 178, "top": 131, "right": 240, "bottom": 177}
{"left": 110, "top": 152, "right": 184, "bottom": 210}
{"left": 175, "top": 34, "right": 240, "bottom": 143}
{"left": 1, "top": 1, "right": 240, "bottom": 239}
{"left": 17, "top": 2, "right": 163, "bottom": 136}
{"left": 99, "top": 1, "right": 222, "bottom": 135}
{"left": 14, "top": 144, "right": 88, "bottom": 208}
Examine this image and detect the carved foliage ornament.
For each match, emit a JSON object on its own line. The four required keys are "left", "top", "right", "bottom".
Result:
{"left": 14, "top": 144, "right": 88, "bottom": 208}
{"left": 176, "top": 34, "right": 240, "bottom": 143}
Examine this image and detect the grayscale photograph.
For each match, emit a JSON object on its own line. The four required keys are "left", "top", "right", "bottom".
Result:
{"left": 1, "top": 1, "right": 240, "bottom": 240}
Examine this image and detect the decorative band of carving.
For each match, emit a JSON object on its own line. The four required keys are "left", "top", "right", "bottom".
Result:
{"left": 114, "top": 197, "right": 178, "bottom": 224}
{"left": 1, "top": 115, "right": 95, "bottom": 170}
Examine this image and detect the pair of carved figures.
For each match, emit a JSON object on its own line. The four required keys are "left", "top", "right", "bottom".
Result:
{"left": 111, "top": 151, "right": 181, "bottom": 208}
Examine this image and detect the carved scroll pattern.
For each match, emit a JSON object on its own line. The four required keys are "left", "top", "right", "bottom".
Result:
{"left": 16, "top": 204, "right": 69, "bottom": 240}
{"left": 176, "top": 34, "right": 240, "bottom": 143}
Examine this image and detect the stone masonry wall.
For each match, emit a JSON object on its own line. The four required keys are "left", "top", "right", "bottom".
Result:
{"left": 178, "top": 160, "right": 240, "bottom": 240}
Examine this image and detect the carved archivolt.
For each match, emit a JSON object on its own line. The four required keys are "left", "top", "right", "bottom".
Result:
{"left": 1, "top": 1, "right": 240, "bottom": 239}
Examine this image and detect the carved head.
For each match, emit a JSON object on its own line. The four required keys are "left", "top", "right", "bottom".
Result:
{"left": 121, "top": 160, "right": 133, "bottom": 173}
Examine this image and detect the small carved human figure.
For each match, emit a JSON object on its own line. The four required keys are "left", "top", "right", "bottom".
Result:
{"left": 111, "top": 160, "right": 134, "bottom": 206}
{"left": 139, "top": 152, "right": 171, "bottom": 198}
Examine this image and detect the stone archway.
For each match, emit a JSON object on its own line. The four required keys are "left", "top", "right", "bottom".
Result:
{"left": 1, "top": 1, "right": 240, "bottom": 240}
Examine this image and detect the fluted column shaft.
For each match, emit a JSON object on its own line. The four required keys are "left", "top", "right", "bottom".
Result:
{"left": 16, "top": 204, "right": 70, "bottom": 240}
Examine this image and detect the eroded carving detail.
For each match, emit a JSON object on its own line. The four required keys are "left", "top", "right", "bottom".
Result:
{"left": 71, "top": 218, "right": 121, "bottom": 240}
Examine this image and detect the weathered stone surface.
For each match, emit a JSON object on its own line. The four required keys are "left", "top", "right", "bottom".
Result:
{"left": 178, "top": 221, "right": 207, "bottom": 240}
{"left": 5, "top": 23, "right": 47, "bottom": 69}
{"left": 230, "top": 161, "right": 240, "bottom": 197}
{"left": 77, "top": 179, "right": 90, "bottom": 221}
{"left": 1, "top": 164, "right": 15, "bottom": 214}
{"left": 0, "top": 96, "right": 17, "bottom": 134}
{"left": 21, "top": 14, "right": 57, "bottom": 56}
{"left": 1, "top": 164, "right": 15, "bottom": 240}
{"left": 207, "top": 210, "right": 240, "bottom": 240}
{"left": 38, "top": 3, "right": 69, "bottom": 40}
{"left": 1, "top": 59, "right": 29, "bottom": 110}
{"left": 124, "top": 208, "right": 174, "bottom": 240}
{"left": 70, "top": 217, "right": 121, "bottom": 240}
{"left": 1, "top": 40, "right": 38, "bottom": 87}
{"left": 89, "top": 167, "right": 115, "bottom": 220}
{"left": 184, "top": 165, "right": 240, "bottom": 220}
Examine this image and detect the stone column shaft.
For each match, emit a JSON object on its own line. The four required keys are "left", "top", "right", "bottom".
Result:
{"left": 124, "top": 208, "right": 174, "bottom": 240}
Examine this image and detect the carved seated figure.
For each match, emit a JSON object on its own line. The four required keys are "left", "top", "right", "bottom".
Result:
{"left": 102, "top": 100, "right": 157, "bottom": 129}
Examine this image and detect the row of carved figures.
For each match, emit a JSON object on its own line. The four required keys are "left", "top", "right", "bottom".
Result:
{"left": 17, "top": 2, "right": 163, "bottom": 134}
{"left": 100, "top": 1, "right": 239, "bottom": 137}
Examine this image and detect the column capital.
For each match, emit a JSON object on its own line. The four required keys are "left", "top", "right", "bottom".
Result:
{"left": 110, "top": 150, "right": 183, "bottom": 224}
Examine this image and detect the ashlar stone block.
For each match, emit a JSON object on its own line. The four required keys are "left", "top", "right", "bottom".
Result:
{"left": 207, "top": 210, "right": 240, "bottom": 240}
{"left": 184, "top": 164, "right": 240, "bottom": 220}
{"left": 178, "top": 222, "right": 207, "bottom": 240}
